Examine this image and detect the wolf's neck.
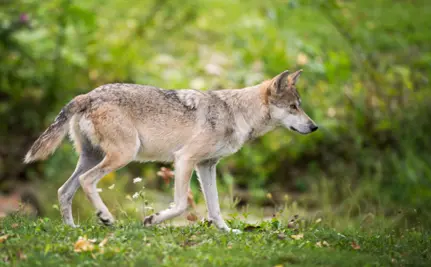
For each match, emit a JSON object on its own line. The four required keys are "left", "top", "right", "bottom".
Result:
{"left": 215, "top": 84, "right": 275, "bottom": 141}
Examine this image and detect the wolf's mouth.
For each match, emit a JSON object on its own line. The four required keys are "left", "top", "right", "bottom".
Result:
{"left": 289, "top": 126, "right": 298, "bottom": 132}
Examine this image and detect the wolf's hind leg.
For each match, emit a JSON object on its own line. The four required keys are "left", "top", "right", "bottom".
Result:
{"left": 58, "top": 140, "right": 103, "bottom": 227}
{"left": 78, "top": 105, "right": 139, "bottom": 225}
{"left": 79, "top": 149, "right": 135, "bottom": 226}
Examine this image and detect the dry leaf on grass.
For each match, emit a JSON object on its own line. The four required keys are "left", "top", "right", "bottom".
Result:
{"left": 351, "top": 241, "right": 361, "bottom": 250}
{"left": 186, "top": 212, "right": 198, "bottom": 222}
{"left": 74, "top": 236, "right": 95, "bottom": 252}
{"left": 99, "top": 237, "right": 108, "bottom": 247}
{"left": 0, "top": 234, "right": 9, "bottom": 243}
{"left": 290, "top": 233, "right": 304, "bottom": 240}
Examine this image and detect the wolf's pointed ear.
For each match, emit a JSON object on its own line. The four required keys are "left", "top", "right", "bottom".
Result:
{"left": 287, "top": 69, "right": 303, "bottom": 86}
{"left": 272, "top": 70, "right": 290, "bottom": 94}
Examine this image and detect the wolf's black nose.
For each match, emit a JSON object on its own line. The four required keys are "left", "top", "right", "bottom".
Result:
{"left": 310, "top": 125, "right": 319, "bottom": 132}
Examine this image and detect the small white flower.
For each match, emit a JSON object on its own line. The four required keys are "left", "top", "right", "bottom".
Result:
{"left": 133, "top": 177, "right": 143, "bottom": 183}
{"left": 108, "top": 184, "right": 115, "bottom": 190}
{"left": 132, "top": 192, "right": 140, "bottom": 199}
{"left": 96, "top": 188, "right": 103, "bottom": 192}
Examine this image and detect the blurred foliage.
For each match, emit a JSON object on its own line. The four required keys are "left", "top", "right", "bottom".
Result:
{"left": 1, "top": 0, "right": 430, "bottom": 222}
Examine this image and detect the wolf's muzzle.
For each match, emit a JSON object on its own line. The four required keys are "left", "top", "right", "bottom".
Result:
{"left": 309, "top": 124, "right": 318, "bottom": 132}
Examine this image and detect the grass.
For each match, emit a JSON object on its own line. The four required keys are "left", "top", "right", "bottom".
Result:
{"left": 1, "top": 214, "right": 430, "bottom": 267}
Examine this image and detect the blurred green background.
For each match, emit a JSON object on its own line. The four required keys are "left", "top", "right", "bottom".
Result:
{"left": 1, "top": 0, "right": 430, "bottom": 227}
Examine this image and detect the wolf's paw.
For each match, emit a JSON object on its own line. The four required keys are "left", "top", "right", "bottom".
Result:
{"left": 143, "top": 214, "right": 156, "bottom": 227}
{"left": 96, "top": 211, "right": 115, "bottom": 226}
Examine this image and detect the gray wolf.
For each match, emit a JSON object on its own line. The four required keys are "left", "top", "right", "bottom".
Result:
{"left": 24, "top": 69, "right": 318, "bottom": 232}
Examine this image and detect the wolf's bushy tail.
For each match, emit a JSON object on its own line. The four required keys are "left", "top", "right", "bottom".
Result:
{"left": 24, "top": 94, "right": 89, "bottom": 163}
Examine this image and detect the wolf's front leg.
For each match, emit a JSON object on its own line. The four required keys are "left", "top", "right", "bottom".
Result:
{"left": 143, "top": 158, "right": 194, "bottom": 226}
{"left": 195, "top": 159, "right": 241, "bottom": 233}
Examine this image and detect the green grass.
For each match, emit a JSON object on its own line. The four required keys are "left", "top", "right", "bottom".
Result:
{"left": 1, "top": 215, "right": 430, "bottom": 266}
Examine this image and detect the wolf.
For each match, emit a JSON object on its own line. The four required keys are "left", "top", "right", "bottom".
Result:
{"left": 24, "top": 69, "right": 318, "bottom": 232}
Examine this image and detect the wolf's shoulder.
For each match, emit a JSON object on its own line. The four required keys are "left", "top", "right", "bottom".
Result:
{"left": 160, "top": 88, "right": 208, "bottom": 110}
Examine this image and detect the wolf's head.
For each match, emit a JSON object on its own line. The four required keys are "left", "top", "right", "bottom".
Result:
{"left": 265, "top": 70, "right": 318, "bottom": 134}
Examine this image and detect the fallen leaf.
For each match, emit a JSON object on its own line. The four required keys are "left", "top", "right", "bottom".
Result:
{"left": 0, "top": 234, "right": 9, "bottom": 243}
{"left": 316, "top": 241, "right": 323, "bottom": 247}
{"left": 186, "top": 212, "right": 198, "bottom": 222}
{"left": 351, "top": 241, "right": 361, "bottom": 250}
{"left": 74, "top": 236, "right": 95, "bottom": 252}
{"left": 291, "top": 233, "right": 304, "bottom": 240}
{"left": 99, "top": 237, "right": 108, "bottom": 247}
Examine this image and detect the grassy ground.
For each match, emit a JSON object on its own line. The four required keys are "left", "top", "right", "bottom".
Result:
{"left": 1, "top": 215, "right": 430, "bottom": 267}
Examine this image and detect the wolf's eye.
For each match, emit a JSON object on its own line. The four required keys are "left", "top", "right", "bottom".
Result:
{"left": 290, "top": 104, "right": 297, "bottom": 110}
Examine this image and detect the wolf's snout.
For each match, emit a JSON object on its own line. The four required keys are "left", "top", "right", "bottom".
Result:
{"left": 309, "top": 124, "right": 318, "bottom": 132}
